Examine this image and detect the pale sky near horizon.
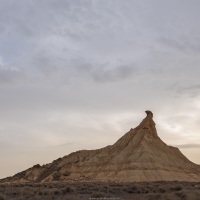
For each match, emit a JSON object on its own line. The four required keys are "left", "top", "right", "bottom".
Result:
{"left": 1, "top": 0, "right": 200, "bottom": 178}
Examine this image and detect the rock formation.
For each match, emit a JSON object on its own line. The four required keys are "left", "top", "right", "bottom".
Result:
{"left": 1, "top": 111, "right": 200, "bottom": 183}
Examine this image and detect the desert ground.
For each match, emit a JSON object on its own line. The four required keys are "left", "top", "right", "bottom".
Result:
{"left": 0, "top": 181, "right": 200, "bottom": 200}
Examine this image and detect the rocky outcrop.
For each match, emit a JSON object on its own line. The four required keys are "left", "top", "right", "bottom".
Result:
{"left": 1, "top": 111, "right": 200, "bottom": 183}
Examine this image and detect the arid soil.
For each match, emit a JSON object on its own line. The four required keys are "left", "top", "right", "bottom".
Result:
{"left": 0, "top": 181, "right": 200, "bottom": 200}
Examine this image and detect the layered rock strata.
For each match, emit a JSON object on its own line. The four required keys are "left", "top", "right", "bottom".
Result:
{"left": 1, "top": 111, "right": 200, "bottom": 183}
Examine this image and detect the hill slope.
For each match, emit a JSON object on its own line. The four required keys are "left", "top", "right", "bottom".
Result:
{"left": 1, "top": 111, "right": 200, "bottom": 183}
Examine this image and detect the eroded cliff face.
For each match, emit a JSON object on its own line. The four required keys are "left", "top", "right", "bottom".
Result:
{"left": 1, "top": 111, "right": 200, "bottom": 183}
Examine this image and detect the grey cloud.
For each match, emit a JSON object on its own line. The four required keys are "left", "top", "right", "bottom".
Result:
{"left": 159, "top": 37, "right": 186, "bottom": 51}
{"left": 0, "top": 0, "right": 102, "bottom": 39}
{"left": 179, "top": 84, "right": 200, "bottom": 91}
{"left": 170, "top": 84, "right": 200, "bottom": 98}
{"left": 177, "top": 84, "right": 200, "bottom": 93}
{"left": 158, "top": 37, "right": 200, "bottom": 54}
{"left": 0, "top": 68, "right": 25, "bottom": 86}
{"left": 74, "top": 61, "right": 139, "bottom": 83}
{"left": 175, "top": 144, "right": 200, "bottom": 148}
{"left": 91, "top": 65, "right": 138, "bottom": 83}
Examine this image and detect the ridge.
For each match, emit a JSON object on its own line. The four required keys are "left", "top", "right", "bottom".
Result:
{"left": 1, "top": 111, "right": 200, "bottom": 183}
{"left": 133, "top": 110, "right": 158, "bottom": 137}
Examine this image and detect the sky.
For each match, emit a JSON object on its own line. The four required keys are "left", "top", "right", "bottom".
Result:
{"left": 1, "top": 0, "right": 200, "bottom": 178}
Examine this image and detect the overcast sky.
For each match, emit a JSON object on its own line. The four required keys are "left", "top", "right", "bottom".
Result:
{"left": 1, "top": 0, "right": 200, "bottom": 178}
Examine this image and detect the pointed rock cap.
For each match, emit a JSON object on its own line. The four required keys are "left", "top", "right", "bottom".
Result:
{"left": 145, "top": 110, "right": 153, "bottom": 116}
{"left": 135, "top": 110, "right": 158, "bottom": 137}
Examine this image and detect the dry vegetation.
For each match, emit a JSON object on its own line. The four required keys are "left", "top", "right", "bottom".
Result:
{"left": 0, "top": 181, "right": 200, "bottom": 200}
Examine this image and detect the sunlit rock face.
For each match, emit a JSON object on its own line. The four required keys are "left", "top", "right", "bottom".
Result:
{"left": 1, "top": 111, "right": 200, "bottom": 183}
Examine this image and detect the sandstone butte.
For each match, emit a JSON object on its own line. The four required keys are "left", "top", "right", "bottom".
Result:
{"left": 1, "top": 111, "right": 200, "bottom": 183}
